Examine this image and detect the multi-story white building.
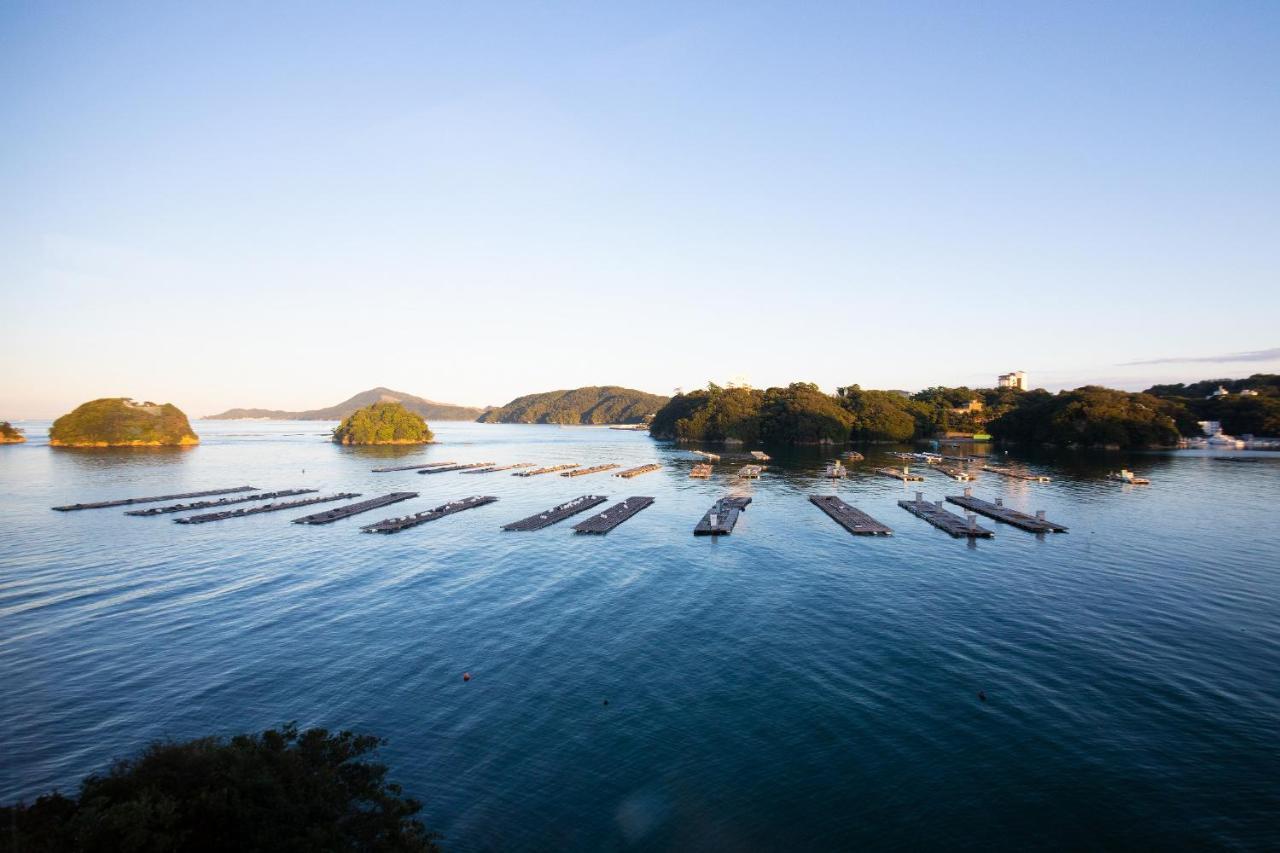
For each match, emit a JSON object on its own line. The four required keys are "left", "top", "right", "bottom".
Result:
{"left": 997, "top": 370, "right": 1028, "bottom": 390}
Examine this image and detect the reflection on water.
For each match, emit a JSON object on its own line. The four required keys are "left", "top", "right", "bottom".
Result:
{"left": 1, "top": 421, "right": 1278, "bottom": 850}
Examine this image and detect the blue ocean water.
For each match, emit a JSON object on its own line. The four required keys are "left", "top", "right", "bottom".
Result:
{"left": 1, "top": 421, "right": 1278, "bottom": 850}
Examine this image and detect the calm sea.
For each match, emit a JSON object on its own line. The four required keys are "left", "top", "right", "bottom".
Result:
{"left": 2, "top": 421, "right": 1277, "bottom": 850}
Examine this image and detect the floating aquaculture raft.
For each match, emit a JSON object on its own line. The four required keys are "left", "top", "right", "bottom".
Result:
{"left": 292, "top": 492, "right": 418, "bottom": 525}
{"left": 808, "top": 495, "right": 892, "bottom": 535}
{"left": 502, "top": 495, "right": 609, "bottom": 531}
{"left": 945, "top": 493, "right": 1067, "bottom": 533}
{"left": 897, "top": 496, "right": 993, "bottom": 538}
{"left": 175, "top": 493, "right": 361, "bottom": 524}
{"left": 572, "top": 497, "right": 655, "bottom": 534}
{"left": 360, "top": 496, "right": 498, "bottom": 533}
{"left": 126, "top": 489, "right": 316, "bottom": 516}
{"left": 694, "top": 497, "right": 752, "bottom": 536}
{"left": 53, "top": 486, "right": 257, "bottom": 512}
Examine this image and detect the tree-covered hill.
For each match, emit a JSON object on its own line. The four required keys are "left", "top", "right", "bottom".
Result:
{"left": 651, "top": 381, "right": 1208, "bottom": 448}
{"left": 208, "top": 387, "right": 484, "bottom": 422}
{"left": 1143, "top": 374, "right": 1280, "bottom": 437}
{"left": 332, "top": 402, "right": 434, "bottom": 445}
{"left": 986, "top": 387, "right": 1185, "bottom": 447}
{"left": 49, "top": 399, "right": 199, "bottom": 447}
{"left": 478, "top": 386, "right": 667, "bottom": 425}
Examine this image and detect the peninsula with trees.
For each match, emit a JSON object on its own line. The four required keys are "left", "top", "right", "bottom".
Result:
{"left": 49, "top": 398, "right": 199, "bottom": 447}
{"left": 332, "top": 402, "right": 434, "bottom": 445}
{"left": 649, "top": 376, "right": 1279, "bottom": 449}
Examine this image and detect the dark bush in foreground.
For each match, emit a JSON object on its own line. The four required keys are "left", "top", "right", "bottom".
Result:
{"left": 1, "top": 723, "right": 440, "bottom": 852}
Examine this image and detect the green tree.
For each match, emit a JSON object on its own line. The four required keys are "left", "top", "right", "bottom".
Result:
{"left": 0, "top": 724, "right": 440, "bottom": 852}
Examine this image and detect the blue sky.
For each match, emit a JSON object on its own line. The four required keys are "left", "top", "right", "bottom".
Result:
{"left": 2, "top": 2, "right": 1278, "bottom": 417}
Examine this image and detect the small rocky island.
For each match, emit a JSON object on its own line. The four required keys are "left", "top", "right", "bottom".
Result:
{"left": 332, "top": 402, "right": 434, "bottom": 445}
{"left": 0, "top": 421, "right": 26, "bottom": 444}
{"left": 49, "top": 398, "right": 200, "bottom": 447}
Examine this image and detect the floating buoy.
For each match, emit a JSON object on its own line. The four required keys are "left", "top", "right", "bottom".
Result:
{"left": 977, "top": 691, "right": 987, "bottom": 702}
{"left": 462, "top": 672, "right": 472, "bottom": 682}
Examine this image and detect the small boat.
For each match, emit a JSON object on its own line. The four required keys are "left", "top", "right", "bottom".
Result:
{"left": 1107, "top": 469, "right": 1151, "bottom": 485}
{"left": 823, "top": 461, "right": 847, "bottom": 479}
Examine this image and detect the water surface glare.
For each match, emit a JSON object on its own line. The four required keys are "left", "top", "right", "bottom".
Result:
{"left": 2, "top": 421, "right": 1278, "bottom": 850}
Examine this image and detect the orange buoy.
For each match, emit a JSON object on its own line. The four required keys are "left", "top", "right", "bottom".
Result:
{"left": 462, "top": 672, "right": 472, "bottom": 682}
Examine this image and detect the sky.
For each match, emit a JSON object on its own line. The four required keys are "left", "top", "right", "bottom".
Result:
{"left": 2, "top": 1, "right": 1278, "bottom": 418}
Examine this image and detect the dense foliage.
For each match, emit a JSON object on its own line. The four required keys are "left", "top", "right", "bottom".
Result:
{"left": 333, "top": 402, "right": 434, "bottom": 445}
{"left": 648, "top": 384, "right": 764, "bottom": 442}
{"left": 836, "top": 386, "right": 920, "bottom": 441}
{"left": 478, "top": 386, "right": 668, "bottom": 425}
{"left": 986, "top": 387, "right": 1182, "bottom": 447}
{"left": 760, "top": 383, "right": 855, "bottom": 444}
{"left": 649, "top": 378, "right": 1252, "bottom": 448}
{"left": 0, "top": 723, "right": 440, "bottom": 852}
{"left": 49, "top": 399, "right": 199, "bottom": 446}
{"left": 1144, "top": 374, "right": 1280, "bottom": 436}
{"left": 0, "top": 421, "right": 24, "bottom": 443}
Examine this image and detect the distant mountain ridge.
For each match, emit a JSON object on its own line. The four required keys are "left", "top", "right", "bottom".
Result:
{"left": 478, "top": 386, "right": 668, "bottom": 425}
{"left": 206, "top": 388, "right": 486, "bottom": 421}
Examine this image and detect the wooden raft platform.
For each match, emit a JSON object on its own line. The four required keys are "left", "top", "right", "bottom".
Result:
{"left": 419, "top": 462, "right": 495, "bottom": 474}
{"left": 897, "top": 495, "right": 993, "bottom": 538}
{"left": 615, "top": 463, "right": 662, "bottom": 478}
{"left": 945, "top": 492, "right": 1067, "bottom": 533}
{"left": 515, "top": 464, "right": 580, "bottom": 477}
{"left": 371, "top": 462, "right": 455, "bottom": 472}
{"left": 694, "top": 497, "right": 752, "bottom": 536}
{"left": 502, "top": 495, "right": 609, "bottom": 531}
{"left": 126, "top": 489, "right": 316, "bottom": 516}
{"left": 982, "top": 466, "right": 1051, "bottom": 482}
{"left": 53, "top": 486, "right": 257, "bottom": 512}
{"left": 562, "top": 464, "right": 620, "bottom": 477}
{"left": 738, "top": 465, "right": 763, "bottom": 478}
{"left": 750, "top": 451, "right": 771, "bottom": 461}
{"left": 461, "top": 463, "right": 535, "bottom": 474}
{"left": 936, "top": 465, "right": 976, "bottom": 481}
{"left": 572, "top": 497, "right": 655, "bottom": 534}
{"left": 809, "top": 496, "right": 892, "bottom": 535}
{"left": 293, "top": 492, "right": 418, "bottom": 525}
{"left": 361, "top": 496, "right": 498, "bottom": 533}
{"left": 876, "top": 467, "right": 924, "bottom": 481}
{"left": 690, "top": 463, "right": 713, "bottom": 478}
{"left": 691, "top": 450, "right": 720, "bottom": 461}
{"left": 176, "top": 493, "right": 360, "bottom": 525}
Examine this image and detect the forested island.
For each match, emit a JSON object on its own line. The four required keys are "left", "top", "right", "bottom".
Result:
{"left": 479, "top": 386, "right": 667, "bottom": 425}
{"left": 333, "top": 402, "right": 434, "bottom": 445}
{"left": 0, "top": 421, "right": 25, "bottom": 444}
{"left": 650, "top": 377, "right": 1279, "bottom": 449}
{"left": 49, "top": 399, "right": 199, "bottom": 447}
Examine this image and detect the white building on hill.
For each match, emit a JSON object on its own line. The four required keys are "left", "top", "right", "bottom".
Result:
{"left": 998, "top": 370, "right": 1028, "bottom": 390}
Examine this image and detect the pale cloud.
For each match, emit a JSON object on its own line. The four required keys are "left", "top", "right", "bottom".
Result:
{"left": 1118, "top": 348, "right": 1280, "bottom": 367}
